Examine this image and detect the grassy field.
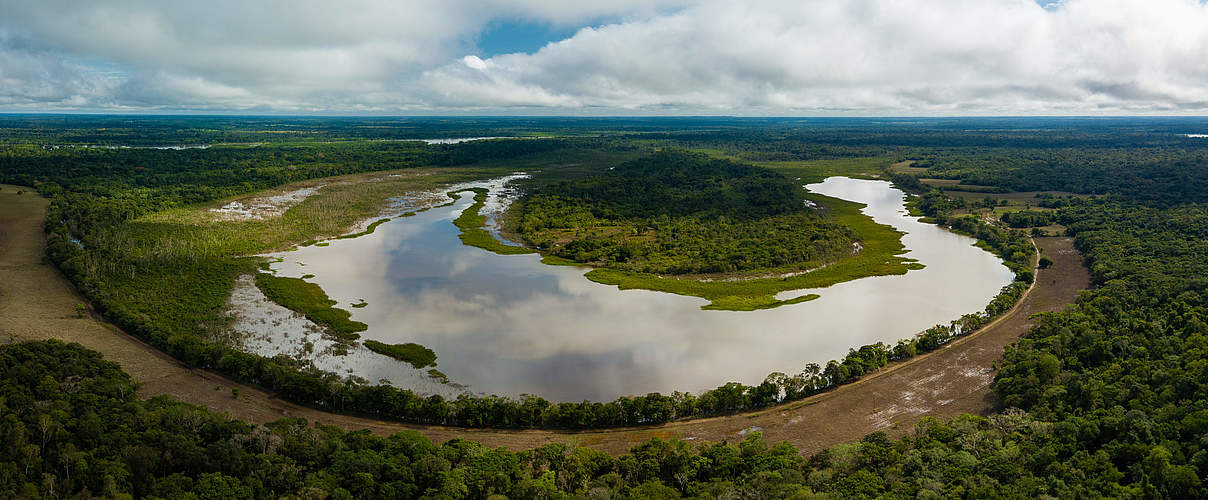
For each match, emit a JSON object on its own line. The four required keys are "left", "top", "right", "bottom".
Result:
{"left": 135, "top": 167, "right": 517, "bottom": 256}
{"left": 889, "top": 160, "right": 929, "bottom": 175}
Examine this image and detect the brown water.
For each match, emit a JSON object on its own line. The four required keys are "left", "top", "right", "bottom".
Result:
{"left": 231, "top": 176, "right": 1014, "bottom": 401}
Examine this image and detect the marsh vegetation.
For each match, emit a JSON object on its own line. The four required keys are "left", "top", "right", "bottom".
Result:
{"left": 362, "top": 340, "right": 437, "bottom": 369}
{"left": 253, "top": 273, "right": 367, "bottom": 341}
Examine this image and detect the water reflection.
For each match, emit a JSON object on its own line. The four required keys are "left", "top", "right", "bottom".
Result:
{"left": 246, "top": 177, "right": 1014, "bottom": 401}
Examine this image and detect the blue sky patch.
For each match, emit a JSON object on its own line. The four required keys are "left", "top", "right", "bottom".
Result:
{"left": 475, "top": 19, "right": 582, "bottom": 58}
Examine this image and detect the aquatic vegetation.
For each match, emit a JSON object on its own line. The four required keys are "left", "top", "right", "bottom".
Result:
{"left": 450, "top": 188, "right": 537, "bottom": 255}
{"left": 337, "top": 217, "right": 392, "bottom": 240}
{"left": 363, "top": 340, "right": 437, "bottom": 368}
{"left": 427, "top": 368, "right": 449, "bottom": 383}
{"left": 253, "top": 273, "right": 367, "bottom": 341}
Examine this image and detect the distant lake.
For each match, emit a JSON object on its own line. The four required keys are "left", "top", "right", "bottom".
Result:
{"left": 232, "top": 177, "right": 1014, "bottom": 401}
{"left": 421, "top": 137, "right": 510, "bottom": 144}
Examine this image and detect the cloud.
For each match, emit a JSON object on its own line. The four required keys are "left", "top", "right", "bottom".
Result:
{"left": 0, "top": 0, "right": 1206, "bottom": 114}
{"left": 0, "top": 34, "right": 121, "bottom": 109}
{"left": 422, "top": 0, "right": 1208, "bottom": 114}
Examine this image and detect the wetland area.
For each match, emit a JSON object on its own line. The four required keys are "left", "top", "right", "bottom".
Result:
{"left": 4, "top": 113, "right": 1197, "bottom": 499}
{"left": 230, "top": 176, "right": 1015, "bottom": 401}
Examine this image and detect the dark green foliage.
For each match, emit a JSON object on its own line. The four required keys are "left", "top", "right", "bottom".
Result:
{"left": 363, "top": 341, "right": 437, "bottom": 369}
{"left": 1001, "top": 209, "right": 1056, "bottom": 228}
{"left": 990, "top": 200, "right": 1208, "bottom": 498}
{"left": 534, "top": 150, "right": 805, "bottom": 220}
{"left": 519, "top": 150, "right": 856, "bottom": 274}
{"left": 254, "top": 274, "right": 367, "bottom": 341}
{"left": 2, "top": 340, "right": 1187, "bottom": 499}
{"left": 913, "top": 147, "right": 1208, "bottom": 205}
{"left": 16, "top": 139, "right": 1026, "bottom": 431}
{"left": 9, "top": 117, "right": 1208, "bottom": 497}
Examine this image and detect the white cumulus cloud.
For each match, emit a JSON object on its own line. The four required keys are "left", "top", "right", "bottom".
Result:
{"left": 0, "top": 0, "right": 1206, "bottom": 114}
{"left": 421, "top": 0, "right": 1208, "bottom": 114}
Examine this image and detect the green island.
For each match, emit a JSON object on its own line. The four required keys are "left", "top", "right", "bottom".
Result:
{"left": 510, "top": 150, "right": 919, "bottom": 310}
{"left": 362, "top": 340, "right": 437, "bottom": 368}
{"left": 253, "top": 273, "right": 367, "bottom": 341}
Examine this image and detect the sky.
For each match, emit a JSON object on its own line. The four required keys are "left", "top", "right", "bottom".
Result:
{"left": 0, "top": 0, "right": 1206, "bottom": 115}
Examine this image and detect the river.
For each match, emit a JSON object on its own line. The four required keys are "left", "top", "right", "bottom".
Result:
{"left": 228, "top": 176, "right": 1015, "bottom": 401}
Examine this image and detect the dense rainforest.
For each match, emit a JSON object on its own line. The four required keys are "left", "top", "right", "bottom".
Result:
{"left": 516, "top": 150, "right": 857, "bottom": 274}
{"left": 3, "top": 117, "right": 1208, "bottom": 497}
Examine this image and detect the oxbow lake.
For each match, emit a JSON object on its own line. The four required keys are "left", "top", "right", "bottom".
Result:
{"left": 230, "top": 176, "right": 1015, "bottom": 401}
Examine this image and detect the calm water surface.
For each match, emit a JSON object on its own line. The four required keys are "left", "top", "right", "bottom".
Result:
{"left": 246, "top": 177, "right": 1014, "bottom": 401}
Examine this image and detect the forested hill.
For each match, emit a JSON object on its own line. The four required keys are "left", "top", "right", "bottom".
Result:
{"left": 537, "top": 150, "right": 806, "bottom": 220}
{"left": 516, "top": 150, "right": 857, "bottom": 275}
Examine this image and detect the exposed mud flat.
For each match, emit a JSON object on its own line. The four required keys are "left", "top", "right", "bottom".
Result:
{"left": 210, "top": 187, "right": 323, "bottom": 221}
{"left": 224, "top": 275, "right": 467, "bottom": 398}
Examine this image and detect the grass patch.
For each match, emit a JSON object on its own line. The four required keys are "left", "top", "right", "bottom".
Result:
{"left": 336, "top": 217, "right": 392, "bottom": 240}
{"left": 427, "top": 368, "right": 449, "bottom": 383}
{"left": 450, "top": 188, "right": 538, "bottom": 255}
{"left": 350, "top": 299, "right": 367, "bottom": 308}
{"left": 539, "top": 255, "right": 582, "bottom": 266}
{"left": 254, "top": 273, "right": 367, "bottom": 341}
{"left": 582, "top": 192, "right": 920, "bottom": 310}
{"left": 362, "top": 340, "right": 437, "bottom": 369}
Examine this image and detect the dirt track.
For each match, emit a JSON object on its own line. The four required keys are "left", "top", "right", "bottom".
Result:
{"left": 1, "top": 184, "right": 1089, "bottom": 455}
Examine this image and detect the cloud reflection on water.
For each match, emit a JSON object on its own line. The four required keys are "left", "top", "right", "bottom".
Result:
{"left": 247, "top": 177, "right": 1014, "bottom": 401}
